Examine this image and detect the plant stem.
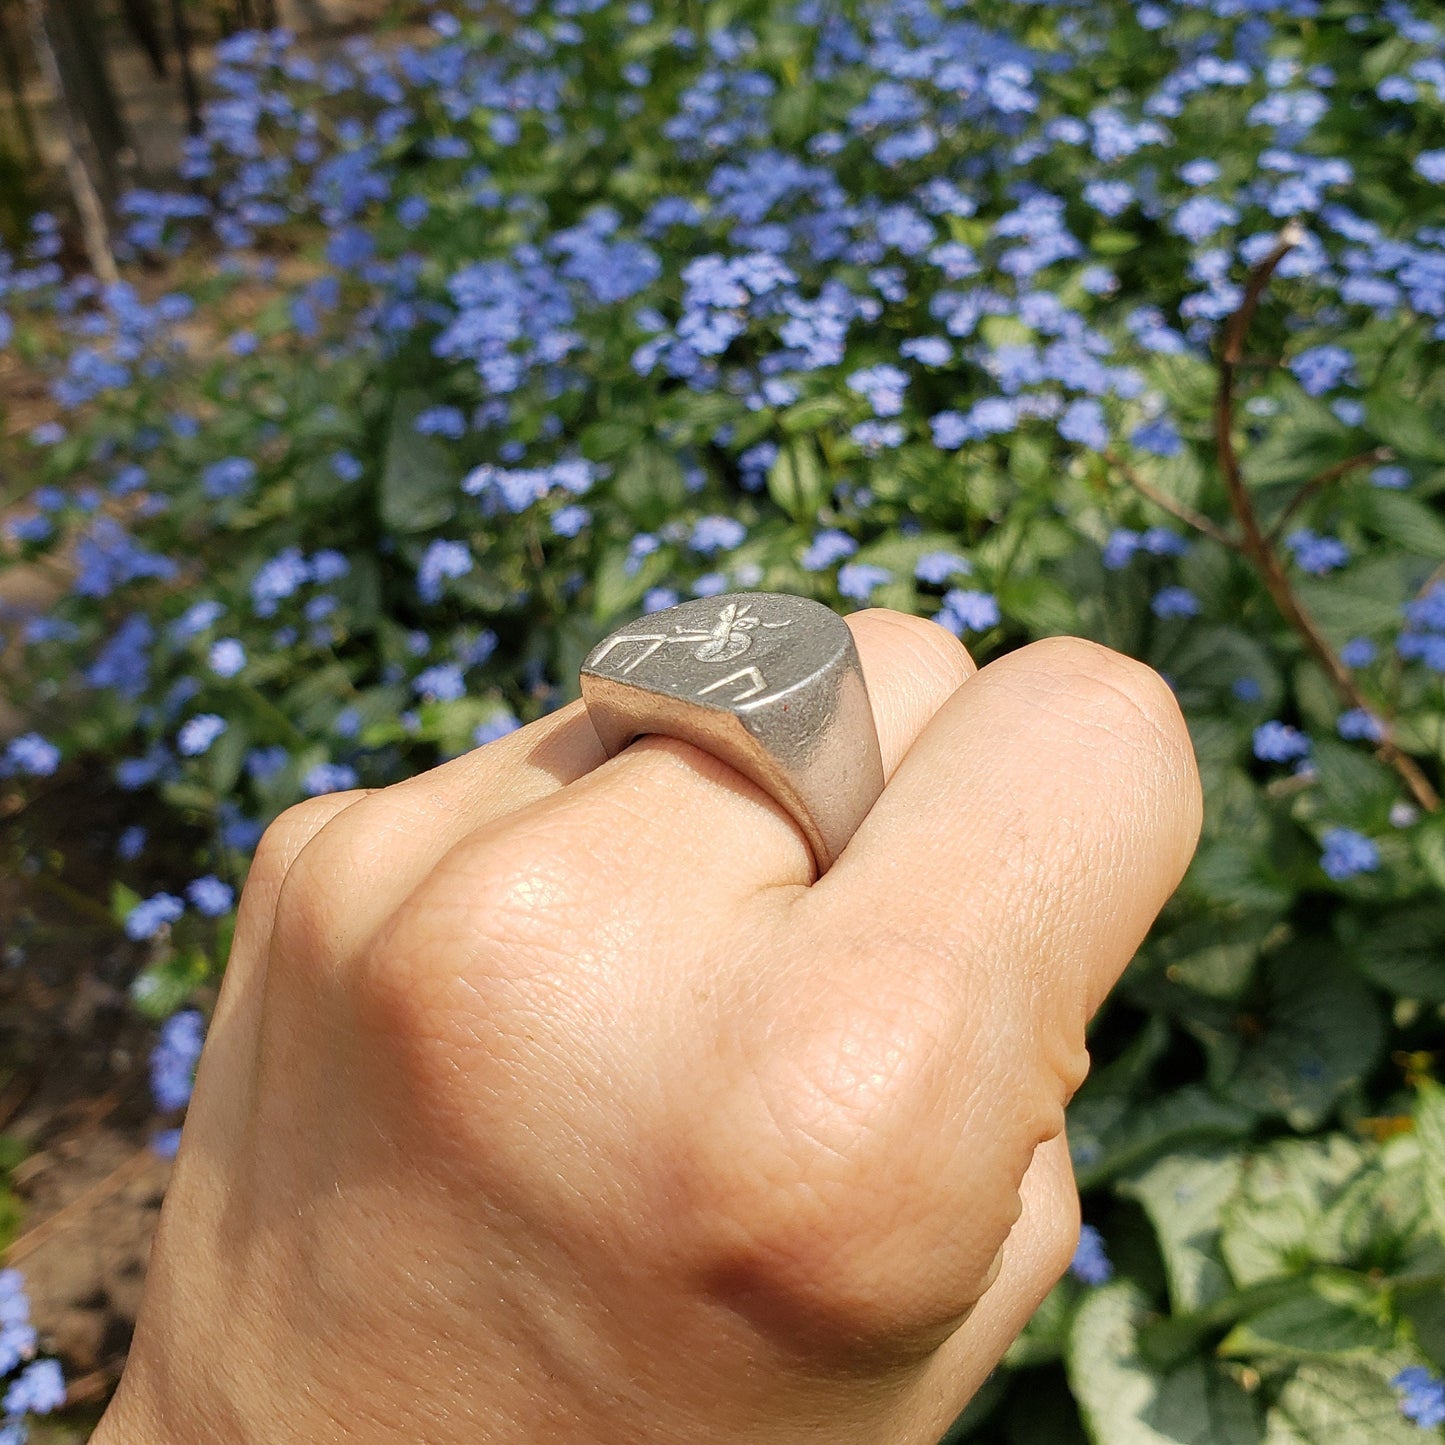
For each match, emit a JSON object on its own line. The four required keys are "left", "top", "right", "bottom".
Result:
{"left": 1216, "top": 228, "right": 1440, "bottom": 813}
{"left": 1266, "top": 446, "right": 1394, "bottom": 545}
{"left": 1103, "top": 449, "right": 1240, "bottom": 549}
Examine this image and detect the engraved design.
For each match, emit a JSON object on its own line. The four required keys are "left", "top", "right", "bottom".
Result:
{"left": 589, "top": 602, "right": 793, "bottom": 697}
{"left": 696, "top": 666, "right": 766, "bottom": 701}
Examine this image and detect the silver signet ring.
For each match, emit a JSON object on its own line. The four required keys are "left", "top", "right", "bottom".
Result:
{"left": 580, "top": 592, "right": 885, "bottom": 876}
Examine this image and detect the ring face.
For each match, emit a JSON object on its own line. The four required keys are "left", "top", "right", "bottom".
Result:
{"left": 580, "top": 592, "right": 884, "bottom": 875}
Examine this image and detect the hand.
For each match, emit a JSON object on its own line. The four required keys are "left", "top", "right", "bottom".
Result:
{"left": 94, "top": 613, "right": 1200, "bottom": 1444}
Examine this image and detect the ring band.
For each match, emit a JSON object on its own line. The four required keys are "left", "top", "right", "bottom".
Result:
{"left": 580, "top": 592, "right": 884, "bottom": 875}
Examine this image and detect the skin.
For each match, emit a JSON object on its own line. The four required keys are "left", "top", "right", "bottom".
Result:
{"left": 92, "top": 611, "right": 1201, "bottom": 1444}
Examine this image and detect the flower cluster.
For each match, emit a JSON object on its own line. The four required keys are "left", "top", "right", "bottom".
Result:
{"left": 0, "top": 1272, "right": 64, "bottom": 1440}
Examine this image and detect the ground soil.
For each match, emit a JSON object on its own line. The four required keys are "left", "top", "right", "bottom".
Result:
{"left": 0, "top": 765, "right": 186, "bottom": 1437}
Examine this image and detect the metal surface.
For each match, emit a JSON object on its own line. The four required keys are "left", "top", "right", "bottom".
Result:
{"left": 580, "top": 593, "right": 884, "bottom": 875}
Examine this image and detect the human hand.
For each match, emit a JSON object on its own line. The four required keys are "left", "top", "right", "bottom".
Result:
{"left": 94, "top": 612, "right": 1201, "bottom": 1444}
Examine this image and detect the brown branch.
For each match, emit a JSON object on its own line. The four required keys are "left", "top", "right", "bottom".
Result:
{"left": 1216, "top": 230, "right": 1440, "bottom": 814}
{"left": 1267, "top": 446, "right": 1394, "bottom": 545}
{"left": 3, "top": 1146, "right": 157, "bottom": 1267}
{"left": 1103, "top": 449, "right": 1240, "bottom": 549}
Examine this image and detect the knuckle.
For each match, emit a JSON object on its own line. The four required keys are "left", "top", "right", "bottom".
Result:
{"left": 248, "top": 793, "right": 367, "bottom": 900}
{"left": 356, "top": 823, "right": 591, "bottom": 1025}
{"left": 269, "top": 795, "right": 383, "bottom": 960}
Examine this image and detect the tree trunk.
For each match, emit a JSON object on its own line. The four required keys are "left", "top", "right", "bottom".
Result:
{"left": 167, "top": 0, "right": 200, "bottom": 134}
{"left": 117, "top": 0, "right": 169, "bottom": 78}
{"left": 21, "top": 0, "right": 117, "bottom": 283}
{"left": 0, "top": 1, "right": 41, "bottom": 170}
{"left": 40, "top": 0, "right": 129, "bottom": 209}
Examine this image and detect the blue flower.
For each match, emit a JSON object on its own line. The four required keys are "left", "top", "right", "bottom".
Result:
{"left": 1069, "top": 1224, "right": 1113, "bottom": 1285}
{"left": 899, "top": 336, "right": 951, "bottom": 367}
{"left": 186, "top": 875, "right": 235, "bottom": 917}
{"left": 1253, "top": 720, "right": 1311, "bottom": 762}
{"left": 691, "top": 516, "right": 747, "bottom": 555}
{"left": 938, "top": 589, "right": 1001, "bottom": 634}
{"left": 152, "top": 1128, "right": 183, "bottom": 1159}
{"left": 125, "top": 891, "right": 185, "bottom": 942}
{"left": 624, "top": 532, "right": 661, "bottom": 577}
{"left": 1102, "top": 529, "right": 1141, "bottom": 570}
{"left": 1131, "top": 418, "right": 1182, "bottom": 457}
{"left": 1337, "top": 708, "right": 1385, "bottom": 742}
{"left": 117, "top": 825, "right": 147, "bottom": 860}
{"left": 1414, "top": 151, "right": 1445, "bottom": 185}
{"left": 915, "top": 551, "right": 971, "bottom": 585}
{"left": 177, "top": 714, "right": 227, "bottom": 757}
{"left": 1059, "top": 398, "right": 1109, "bottom": 450}
{"left": 0, "top": 733, "right": 60, "bottom": 778}
{"left": 846, "top": 363, "right": 908, "bottom": 417}
{"left": 303, "top": 762, "right": 359, "bottom": 796}
{"left": 201, "top": 456, "right": 257, "bottom": 499}
{"left": 323, "top": 449, "right": 363, "bottom": 485}
{"left": 1341, "top": 637, "right": 1377, "bottom": 668}
{"left": 837, "top": 562, "right": 892, "bottom": 601}
{"left": 414, "top": 663, "right": 466, "bottom": 702}
{"left": 151, "top": 1009, "right": 204, "bottom": 1112}
{"left": 1285, "top": 529, "right": 1350, "bottom": 574}
{"left": 208, "top": 638, "right": 246, "bottom": 678}
{"left": 1171, "top": 194, "right": 1239, "bottom": 243}
{"left": 417, "top": 538, "right": 473, "bottom": 603}
{"left": 414, "top": 404, "right": 466, "bottom": 438}
{"left": 1370, "top": 464, "right": 1410, "bottom": 489}
{"left": 1151, "top": 586, "right": 1200, "bottom": 619}
{"left": 0, "top": 1271, "right": 37, "bottom": 1376}
{"left": 801, "top": 529, "right": 857, "bottom": 571}
{"left": 851, "top": 419, "right": 905, "bottom": 452}
{"left": 1178, "top": 158, "right": 1221, "bottom": 186}
{"left": 1393, "top": 1367, "right": 1445, "bottom": 1428}
{"left": 3, "top": 1356, "right": 64, "bottom": 1417}
{"left": 643, "top": 587, "right": 680, "bottom": 613}
{"left": 551, "top": 504, "right": 591, "bottom": 538}
{"left": 1320, "top": 827, "right": 1380, "bottom": 880}
{"left": 473, "top": 711, "right": 521, "bottom": 747}
{"left": 1289, "top": 345, "right": 1355, "bottom": 396}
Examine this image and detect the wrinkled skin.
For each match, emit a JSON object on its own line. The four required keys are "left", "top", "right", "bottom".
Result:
{"left": 95, "top": 613, "right": 1201, "bottom": 1444}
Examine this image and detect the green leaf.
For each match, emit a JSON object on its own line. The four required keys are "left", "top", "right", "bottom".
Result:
{"left": 1264, "top": 1359, "right": 1431, "bottom": 1444}
{"left": 614, "top": 443, "right": 687, "bottom": 519}
{"left": 1070, "top": 1084, "right": 1258, "bottom": 1190}
{"left": 379, "top": 390, "right": 458, "bottom": 533}
{"left": 1365, "top": 391, "right": 1445, "bottom": 465}
{"left": 1188, "top": 841, "right": 1293, "bottom": 914}
{"left": 1220, "top": 1136, "right": 1370, "bottom": 1286}
{"left": 592, "top": 540, "right": 671, "bottom": 621}
{"left": 110, "top": 881, "right": 142, "bottom": 927}
{"left": 766, "top": 438, "right": 829, "bottom": 522}
{"left": 1352, "top": 906, "right": 1445, "bottom": 1003}
{"left": 1417, "top": 1082, "right": 1445, "bottom": 1253}
{"left": 1219, "top": 1274, "right": 1395, "bottom": 1360}
{"left": 129, "top": 950, "right": 211, "bottom": 1021}
{"left": 1120, "top": 1148, "right": 1244, "bottom": 1313}
{"left": 1353, "top": 488, "right": 1445, "bottom": 559}
{"left": 1067, "top": 1282, "right": 1265, "bottom": 1445}
{"left": 1221, "top": 948, "right": 1384, "bottom": 1132}
{"left": 1293, "top": 555, "right": 1414, "bottom": 638}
